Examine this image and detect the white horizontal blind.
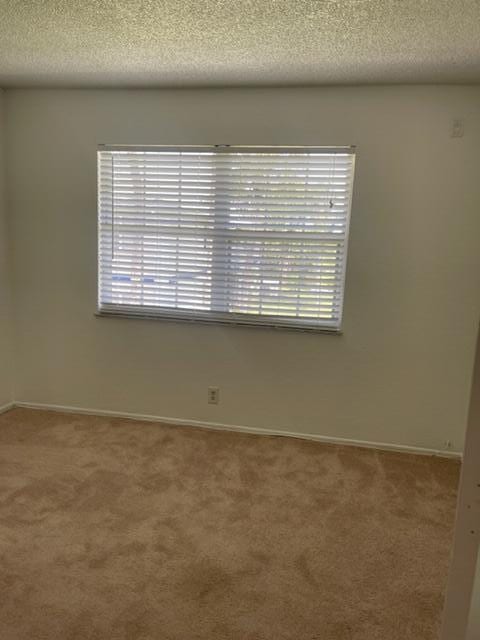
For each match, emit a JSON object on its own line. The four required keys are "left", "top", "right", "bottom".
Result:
{"left": 98, "top": 146, "right": 355, "bottom": 331}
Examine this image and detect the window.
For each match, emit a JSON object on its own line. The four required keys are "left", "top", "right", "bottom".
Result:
{"left": 97, "top": 145, "right": 355, "bottom": 331}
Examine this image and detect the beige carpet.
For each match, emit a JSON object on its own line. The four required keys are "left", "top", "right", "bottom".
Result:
{"left": 0, "top": 408, "right": 459, "bottom": 640}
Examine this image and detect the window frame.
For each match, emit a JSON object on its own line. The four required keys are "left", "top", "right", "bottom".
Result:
{"left": 96, "top": 144, "right": 355, "bottom": 334}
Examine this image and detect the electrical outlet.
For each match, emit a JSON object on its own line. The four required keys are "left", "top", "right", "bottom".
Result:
{"left": 208, "top": 386, "right": 219, "bottom": 404}
{"left": 444, "top": 439, "right": 452, "bottom": 450}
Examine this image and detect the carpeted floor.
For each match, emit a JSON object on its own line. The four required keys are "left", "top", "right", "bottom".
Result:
{"left": 0, "top": 408, "right": 459, "bottom": 640}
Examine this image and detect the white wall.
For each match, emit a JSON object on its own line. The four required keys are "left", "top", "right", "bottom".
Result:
{"left": 5, "top": 87, "right": 480, "bottom": 451}
{"left": 0, "top": 89, "right": 13, "bottom": 407}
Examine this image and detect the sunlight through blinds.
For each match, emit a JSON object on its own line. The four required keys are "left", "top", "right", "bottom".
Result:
{"left": 98, "top": 145, "right": 355, "bottom": 331}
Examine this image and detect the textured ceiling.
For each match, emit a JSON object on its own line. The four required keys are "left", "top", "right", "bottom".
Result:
{"left": 1, "top": 0, "right": 479, "bottom": 88}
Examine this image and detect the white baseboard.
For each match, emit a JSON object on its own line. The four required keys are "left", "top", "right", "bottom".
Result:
{"left": 13, "top": 400, "right": 462, "bottom": 460}
{"left": 0, "top": 401, "right": 14, "bottom": 414}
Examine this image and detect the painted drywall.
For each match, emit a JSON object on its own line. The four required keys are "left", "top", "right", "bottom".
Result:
{"left": 0, "top": 90, "right": 13, "bottom": 407}
{"left": 5, "top": 87, "right": 480, "bottom": 451}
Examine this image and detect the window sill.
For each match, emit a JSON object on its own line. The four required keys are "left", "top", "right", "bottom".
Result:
{"left": 94, "top": 309, "right": 343, "bottom": 335}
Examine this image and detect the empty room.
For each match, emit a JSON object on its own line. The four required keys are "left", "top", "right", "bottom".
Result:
{"left": 1, "top": 2, "right": 480, "bottom": 639}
